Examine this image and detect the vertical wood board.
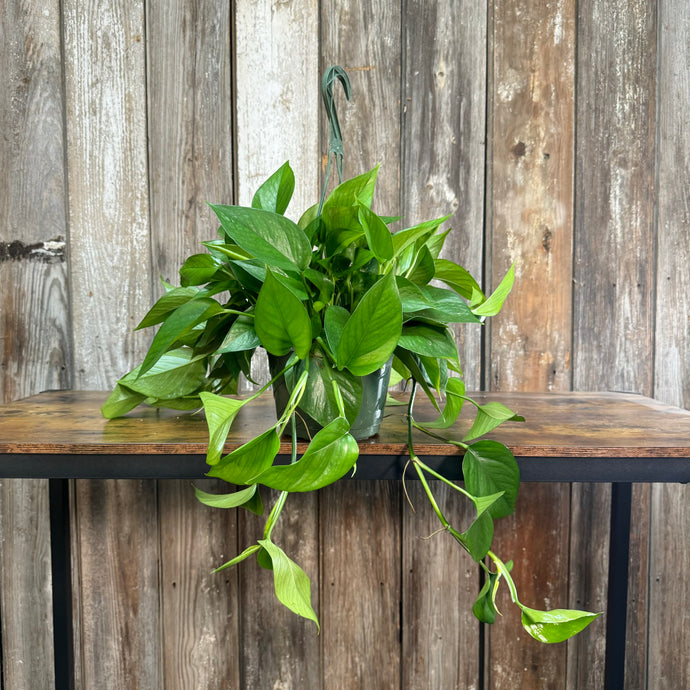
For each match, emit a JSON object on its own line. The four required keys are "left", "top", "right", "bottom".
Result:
{"left": 0, "top": 3, "right": 69, "bottom": 687}
{"left": 402, "top": 0, "right": 486, "bottom": 389}
{"left": 649, "top": 0, "right": 690, "bottom": 687}
{"left": 63, "top": 0, "right": 152, "bottom": 389}
{"left": 158, "top": 479, "right": 240, "bottom": 690}
{"left": 320, "top": 481, "right": 401, "bottom": 690}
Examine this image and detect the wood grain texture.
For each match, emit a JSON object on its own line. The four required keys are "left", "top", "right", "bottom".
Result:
{"left": 574, "top": 2, "right": 658, "bottom": 687}
{"left": 159, "top": 479, "right": 240, "bottom": 689}
{"left": 0, "top": 2, "right": 69, "bottom": 687}
{"left": 486, "top": 482, "right": 571, "bottom": 689}
{"left": 649, "top": 0, "right": 690, "bottom": 687}
{"left": 320, "top": 481, "right": 401, "bottom": 689}
{"left": 71, "top": 479, "right": 161, "bottom": 688}
{"left": 489, "top": 0, "right": 575, "bottom": 393}
{"left": 320, "top": 0, "right": 402, "bottom": 210}
{"left": 238, "top": 491, "right": 320, "bottom": 689}
{"left": 146, "top": 0, "right": 234, "bottom": 287}
{"left": 487, "top": 2, "right": 577, "bottom": 685}
{"left": 402, "top": 482, "right": 480, "bottom": 689}
{"left": 63, "top": 0, "right": 152, "bottom": 389}
{"left": 402, "top": 0, "right": 486, "bottom": 390}
{"left": 235, "top": 0, "right": 319, "bottom": 389}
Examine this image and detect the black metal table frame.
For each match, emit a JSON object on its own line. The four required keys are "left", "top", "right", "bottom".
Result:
{"left": 4, "top": 451, "right": 689, "bottom": 690}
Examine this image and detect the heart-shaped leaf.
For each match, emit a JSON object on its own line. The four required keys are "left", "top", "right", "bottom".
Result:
{"left": 193, "top": 483, "right": 263, "bottom": 516}
{"left": 207, "top": 427, "right": 281, "bottom": 485}
{"left": 251, "top": 161, "right": 295, "bottom": 215}
{"left": 199, "top": 392, "right": 247, "bottom": 466}
{"left": 519, "top": 606, "right": 601, "bottom": 643}
{"left": 462, "top": 401, "right": 525, "bottom": 442}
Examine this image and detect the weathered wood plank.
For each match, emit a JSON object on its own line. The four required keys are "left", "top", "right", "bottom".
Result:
{"left": 402, "top": 482, "right": 480, "bottom": 689}
{"left": 238, "top": 491, "right": 320, "bottom": 689}
{"left": 0, "top": 2, "right": 69, "bottom": 687}
{"left": 146, "top": 0, "right": 235, "bottom": 287}
{"left": 649, "top": 0, "right": 690, "bottom": 686}
{"left": 487, "top": 0, "right": 576, "bottom": 686}
{"left": 402, "top": 0, "right": 486, "bottom": 389}
{"left": 573, "top": 2, "right": 658, "bottom": 687}
{"left": 63, "top": 1, "right": 158, "bottom": 686}
{"left": 320, "top": 0, "right": 402, "bottom": 210}
{"left": 71, "top": 480, "right": 161, "bottom": 688}
{"left": 235, "top": 0, "right": 319, "bottom": 389}
{"left": 321, "top": 481, "right": 401, "bottom": 689}
{"left": 158, "top": 479, "right": 240, "bottom": 689}
{"left": 64, "top": 0, "right": 152, "bottom": 389}
{"left": 400, "top": 2, "right": 486, "bottom": 685}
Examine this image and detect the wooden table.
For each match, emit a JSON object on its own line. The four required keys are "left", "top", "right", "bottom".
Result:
{"left": 1, "top": 390, "right": 690, "bottom": 689}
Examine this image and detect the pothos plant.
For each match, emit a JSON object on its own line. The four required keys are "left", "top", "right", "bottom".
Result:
{"left": 103, "top": 67, "right": 598, "bottom": 642}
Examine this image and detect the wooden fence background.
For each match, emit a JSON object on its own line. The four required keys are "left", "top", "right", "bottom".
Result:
{"left": 1, "top": 0, "right": 689, "bottom": 687}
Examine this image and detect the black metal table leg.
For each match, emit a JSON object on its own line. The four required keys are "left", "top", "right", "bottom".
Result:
{"left": 604, "top": 482, "right": 632, "bottom": 689}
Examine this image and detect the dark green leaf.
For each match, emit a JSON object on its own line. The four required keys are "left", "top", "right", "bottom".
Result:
{"left": 455, "top": 511, "right": 494, "bottom": 562}
{"left": 210, "top": 204, "right": 311, "bottom": 271}
{"left": 472, "top": 571, "right": 501, "bottom": 624}
{"left": 398, "top": 324, "right": 458, "bottom": 360}
{"left": 391, "top": 216, "right": 450, "bottom": 260}
{"left": 336, "top": 273, "right": 402, "bottom": 376}
{"left": 418, "top": 377, "right": 465, "bottom": 429}
{"left": 434, "top": 258, "right": 483, "bottom": 301}
{"left": 254, "top": 269, "right": 312, "bottom": 358}
{"left": 322, "top": 166, "right": 379, "bottom": 213}
{"left": 256, "top": 418, "right": 358, "bottom": 491}
{"left": 462, "top": 441, "right": 520, "bottom": 519}
{"left": 136, "top": 286, "right": 199, "bottom": 330}
{"left": 215, "top": 315, "right": 260, "bottom": 353}
{"left": 139, "top": 299, "right": 226, "bottom": 375}
{"left": 462, "top": 401, "right": 524, "bottom": 442}
{"left": 179, "top": 253, "right": 223, "bottom": 286}
{"left": 324, "top": 305, "right": 349, "bottom": 355}
{"left": 257, "top": 538, "right": 319, "bottom": 629}
{"left": 251, "top": 161, "right": 295, "bottom": 214}
{"left": 357, "top": 204, "right": 394, "bottom": 261}
{"left": 207, "top": 428, "right": 281, "bottom": 485}
{"left": 406, "top": 245, "right": 435, "bottom": 285}
{"left": 120, "top": 348, "right": 207, "bottom": 399}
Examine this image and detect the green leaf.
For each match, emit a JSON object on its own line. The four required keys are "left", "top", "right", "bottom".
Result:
{"left": 434, "top": 258, "right": 483, "bottom": 301}
{"left": 406, "top": 245, "right": 435, "bottom": 285}
{"left": 462, "top": 401, "right": 525, "bottom": 442}
{"left": 391, "top": 216, "right": 450, "bottom": 260}
{"left": 472, "top": 571, "right": 502, "bottom": 624}
{"left": 136, "top": 286, "right": 199, "bottom": 330}
{"left": 199, "top": 392, "right": 247, "bottom": 465}
{"left": 336, "top": 273, "right": 402, "bottom": 376}
{"left": 207, "top": 428, "right": 281, "bottom": 485}
{"left": 519, "top": 607, "right": 601, "bottom": 643}
{"left": 139, "top": 298, "right": 226, "bottom": 375}
{"left": 462, "top": 441, "right": 520, "bottom": 519}
{"left": 322, "top": 166, "right": 379, "bottom": 213}
{"left": 212, "top": 544, "right": 262, "bottom": 573}
{"left": 414, "top": 286, "right": 481, "bottom": 324}
{"left": 254, "top": 269, "right": 312, "bottom": 359}
{"left": 101, "top": 384, "right": 146, "bottom": 418}
{"left": 419, "top": 377, "right": 466, "bottom": 429}
{"left": 357, "top": 204, "right": 394, "bottom": 261}
{"left": 179, "top": 253, "right": 222, "bottom": 286}
{"left": 256, "top": 418, "right": 359, "bottom": 491}
{"left": 215, "top": 315, "right": 260, "bottom": 353}
{"left": 251, "top": 161, "right": 295, "bottom": 214}
{"left": 455, "top": 511, "right": 494, "bottom": 562}
{"left": 210, "top": 204, "right": 311, "bottom": 271}
{"left": 323, "top": 305, "right": 349, "bottom": 355}
{"left": 393, "top": 348, "right": 440, "bottom": 411}
{"left": 473, "top": 264, "right": 515, "bottom": 317}
{"left": 120, "top": 348, "right": 207, "bottom": 399}
{"left": 398, "top": 324, "right": 458, "bottom": 360}
{"left": 193, "top": 483, "right": 264, "bottom": 516}
{"left": 288, "top": 355, "right": 363, "bottom": 426}
{"left": 257, "top": 538, "right": 319, "bottom": 629}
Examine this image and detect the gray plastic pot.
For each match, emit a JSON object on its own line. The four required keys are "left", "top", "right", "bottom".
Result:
{"left": 268, "top": 355, "right": 393, "bottom": 441}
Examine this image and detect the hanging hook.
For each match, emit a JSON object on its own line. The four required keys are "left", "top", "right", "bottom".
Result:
{"left": 319, "top": 66, "right": 351, "bottom": 213}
